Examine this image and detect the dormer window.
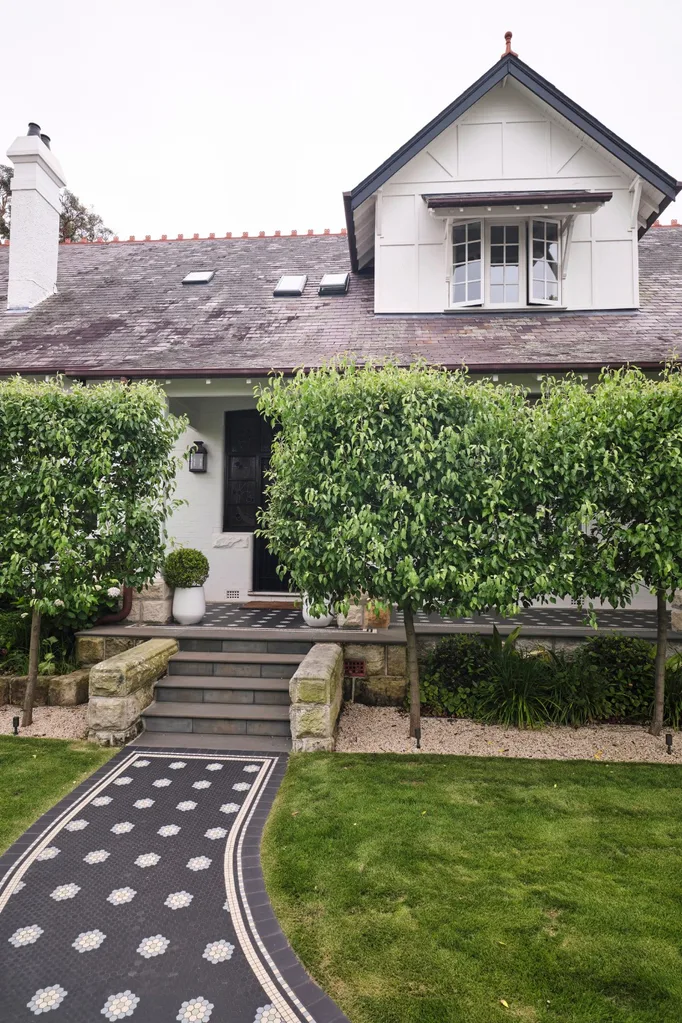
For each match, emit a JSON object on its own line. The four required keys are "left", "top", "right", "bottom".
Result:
{"left": 451, "top": 218, "right": 560, "bottom": 309}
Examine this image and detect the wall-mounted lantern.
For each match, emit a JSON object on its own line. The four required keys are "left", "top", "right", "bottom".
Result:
{"left": 189, "top": 440, "right": 208, "bottom": 473}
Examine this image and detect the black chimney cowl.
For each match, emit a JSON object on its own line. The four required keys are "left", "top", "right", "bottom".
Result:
{"left": 40, "top": 134, "right": 51, "bottom": 150}
{"left": 27, "top": 122, "right": 41, "bottom": 137}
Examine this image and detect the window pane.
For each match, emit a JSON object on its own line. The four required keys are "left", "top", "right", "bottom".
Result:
{"left": 453, "top": 283, "right": 466, "bottom": 303}
{"left": 506, "top": 245, "right": 519, "bottom": 265}
{"left": 454, "top": 244, "right": 466, "bottom": 264}
{"left": 546, "top": 222, "right": 558, "bottom": 241}
{"left": 490, "top": 226, "right": 504, "bottom": 244}
{"left": 454, "top": 264, "right": 467, "bottom": 283}
{"left": 505, "top": 225, "right": 519, "bottom": 243}
{"left": 548, "top": 242, "right": 558, "bottom": 261}
{"left": 453, "top": 226, "right": 466, "bottom": 244}
{"left": 490, "top": 245, "right": 504, "bottom": 264}
{"left": 468, "top": 260, "right": 481, "bottom": 282}
{"left": 468, "top": 241, "right": 481, "bottom": 261}
{"left": 546, "top": 261, "right": 558, "bottom": 283}
{"left": 532, "top": 280, "right": 545, "bottom": 300}
{"left": 490, "top": 265, "right": 503, "bottom": 285}
{"left": 505, "top": 284, "right": 519, "bottom": 302}
{"left": 532, "top": 220, "right": 544, "bottom": 240}
{"left": 547, "top": 283, "right": 558, "bottom": 301}
{"left": 468, "top": 222, "right": 481, "bottom": 241}
{"left": 505, "top": 265, "right": 519, "bottom": 284}
{"left": 533, "top": 240, "right": 544, "bottom": 261}
{"left": 533, "top": 263, "right": 545, "bottom": 281}
{"left": 490, "top": 284, "right": 504, "bottom": 303}
{"left": 468, "top": 280, "right": 481, "bottom": 301}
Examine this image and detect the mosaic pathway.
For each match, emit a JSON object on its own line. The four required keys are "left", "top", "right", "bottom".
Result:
{"left": 0, "top": 747, "right": 348, "bottom": 1023}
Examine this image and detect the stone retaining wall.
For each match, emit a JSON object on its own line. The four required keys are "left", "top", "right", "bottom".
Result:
{"left": 76, "top": 635, "right": 143, "bottom": 666}
{"left": 87, "top": 638, "right": 178, "bottom": 746}
{"left": 0, "top": 669, "right": 90, "bottom": 707}
{"left": 289, "top": 643, "right": 344, "bottom": 752}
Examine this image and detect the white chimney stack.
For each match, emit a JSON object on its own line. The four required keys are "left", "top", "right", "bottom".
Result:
{"left": 6, "top": 123, "right": 66, "bottom": 311}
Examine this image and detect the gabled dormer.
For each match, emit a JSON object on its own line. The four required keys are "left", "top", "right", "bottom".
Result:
{"left": 344, "top": 34, "right": 680, "bottom": 314}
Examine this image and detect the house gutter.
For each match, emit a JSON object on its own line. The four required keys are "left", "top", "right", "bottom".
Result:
{"left": 94, "top": 586, "right": 133, "bottom": 625}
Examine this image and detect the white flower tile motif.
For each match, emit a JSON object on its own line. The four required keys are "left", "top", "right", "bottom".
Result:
{"left": 72, "top": 929, "right": 106, "bottom": 953}
{"left": 223, "top": 900, "right": 230, "bottom": 912}
{"left": 27, "top": 984, "right": 67, "bottom": 1015}
{"left": 165, "top": 890, "right": 193, "bottom": 910}
{"left": 132, "top": 759, "right": 150, "bottom": 767}
{"left": 36, "top": 846, "right": 60, "bottom": 861}
{"left": 92, "top": 796, "right": 113, "bottom": 806}
{"left": 101, "top": 990, "right": 140, "bottom": 1020}
{"left": 202, "top": 939, "right": 234, "bottom": 963}
{"left": 10, "top": 880, "right": 26, "bottom": 895}
{"left": 243, "top": 764, "right": 260, "bottom": 773}
{"left": 153, "top": 778, "right": 172, "bottom": 788}
{"left": 111, "top": 822, "right": 134, "bottom": 835}
{"left": 107, "top": 887, "right": 136, "bottom": 905}
{"left": 220, "top": 803, "right": 240, "bottom": 815}
{"left": 134, "top": 853, "right": 160, "bottom": 868}
{"left": 176, "top": 996, "right": 213, "bottom": 1022}
{"left": 8, "top": 924, "right": 43, "bottom": 947}
{"left": 169, "top": 761, "right": 186, "bottom": 769}
{"left": 133, "top": 798, "right": 155, "bottom": 809}
{"left": 187, "top": 856, "right": 211, "bottom": 871}
{"left": 204, "top": 828, "right": 227, "bottom": 840}
{"left": 176, "top": 801, "right": 197, "bottom": 812}
{"left": 205, "top": 763, "right": 223, "bottom": 771}
{"left": 253, "top": 1006, "right": 284, "bottom": 1023}
{"left": 50, "top": 883, "right": 80, "bottom": 901}
{"left": 65, "top": 818, "right": 89, "bottom": 831}
{"left": 192, "top": 780, "right": 211, "bottom": 790}
{"left": 113, "top": 776, "right": 133, "bottom": 786}
{"left": 232, "top": 782, "right": 251, "bottom": 792}
{"left": 158, "top": 825, "right": 181, "bottom": 837}
{"left": 84, "top": 849, "right": 110, "bottom": 864}
{"left": 136, "top": 934, "right": 169, "bottom": 958}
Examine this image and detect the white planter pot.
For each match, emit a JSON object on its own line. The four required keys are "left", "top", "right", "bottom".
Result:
{"left": 172, "top": 586, "right": 206, "bottom": 625}
{"left": 302, "top": 594, "right": 335, "bottom": 629}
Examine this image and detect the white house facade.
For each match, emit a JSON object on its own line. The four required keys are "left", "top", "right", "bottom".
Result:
{"left": 1, "top": 38, "right": 680, "bottom": 608}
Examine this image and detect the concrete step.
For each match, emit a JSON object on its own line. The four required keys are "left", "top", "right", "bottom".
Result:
{"left": 142, "top": 700, "right": 291, "bottom": 738}
{"left": 132, "top": 731, "right": 291, "bottom": 752}
{"left": 178, "top": 638, "right": 313, "bottom": 655}
{"left": 156, "top": 674, "right": 290, "bottom": 706}
{"left": 168, "top": 651, "right": 304, "bottom": 679}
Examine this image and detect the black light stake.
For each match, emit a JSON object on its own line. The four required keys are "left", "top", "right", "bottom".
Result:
{"left": 12, "top": 716, "right": 19, "bottom": 736}
{"left": 666, "top": 733, "right": 673, "bottom": 755}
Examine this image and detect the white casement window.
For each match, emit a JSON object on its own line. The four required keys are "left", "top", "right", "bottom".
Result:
{"left": 451, "top": 221, "right": 484, "bottom": 306}
{"left": 529, "top": 219, "right": 561, "bottom": 305}
{"left": 450, "top": 217, "right": 562, "bottom": 309}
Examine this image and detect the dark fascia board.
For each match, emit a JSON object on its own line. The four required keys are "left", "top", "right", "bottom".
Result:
{"left": 348, "top": 54, "right": 680, "bottom": 212}
{"left": 423, "top": 189, "right": 613, "bottom": 208}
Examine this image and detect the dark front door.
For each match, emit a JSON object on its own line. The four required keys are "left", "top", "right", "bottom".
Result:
{"left": 223, "top": 409, "right": 289, "bottom": 593}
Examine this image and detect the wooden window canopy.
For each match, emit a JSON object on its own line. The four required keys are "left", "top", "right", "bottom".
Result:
{"left": 423, "top": 190, "right": 613, "bottom": 209}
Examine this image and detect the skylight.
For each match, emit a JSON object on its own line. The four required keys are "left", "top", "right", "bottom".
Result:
{"left": 318, "top": 272, "right": 350, "bottom": 296}
{"left": 182, "top": 271, "right": 215, "bottom": 284}
{"left": 273, "top": 274, "right": 307, "bottom": 297}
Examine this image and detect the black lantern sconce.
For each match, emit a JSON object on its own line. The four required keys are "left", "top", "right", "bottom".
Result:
{"left": 189, "top": 440, "right": 208, "bottom": 474}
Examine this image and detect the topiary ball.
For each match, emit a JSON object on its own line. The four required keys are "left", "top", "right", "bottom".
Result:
{"left": 163, "top": 548, "right": 209, "bottom": 589}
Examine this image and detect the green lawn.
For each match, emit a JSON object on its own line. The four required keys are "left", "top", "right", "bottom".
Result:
{"left": 262, "top": 753, "right": 682, "bottom": 1023}
{"left": 0, "top": 735, "right": 114, "bottom": 854}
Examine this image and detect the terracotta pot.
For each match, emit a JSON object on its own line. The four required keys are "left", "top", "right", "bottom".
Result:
{"left": 366, "top": 604, "right": 391, "bottom": 628}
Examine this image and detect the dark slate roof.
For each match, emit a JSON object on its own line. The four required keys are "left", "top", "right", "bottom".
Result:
{"left": 0, "top": 227, "right": 681, "bottom": 375}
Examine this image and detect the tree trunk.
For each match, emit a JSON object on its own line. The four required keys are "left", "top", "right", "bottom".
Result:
{"left": 650, "top": 589, "right": 667, "bottom": 737}
{"left": 22, "top": 607, "right": 42, "bottom": 728}
{"left": 404, "top": 606, "right": 421, "bottom": 739}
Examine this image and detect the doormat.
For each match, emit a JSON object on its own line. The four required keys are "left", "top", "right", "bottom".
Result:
{"left": 241, "top": 600, "right": 301, "bottom": 610}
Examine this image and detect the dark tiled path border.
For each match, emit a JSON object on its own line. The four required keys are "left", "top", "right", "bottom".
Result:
{"left": 0, "top": 745, "right": 349, "bottom": 1023}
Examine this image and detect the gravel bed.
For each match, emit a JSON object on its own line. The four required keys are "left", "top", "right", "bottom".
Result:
{"left": 0, "top": 704, "right": 88, "bottom": 740}
{"left": 336, "top": 704, "right": 682, "bottom": 763}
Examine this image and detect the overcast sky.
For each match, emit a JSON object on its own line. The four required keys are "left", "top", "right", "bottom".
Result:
{"left": 3, "top": 0, "right": 681, "bottom": 239}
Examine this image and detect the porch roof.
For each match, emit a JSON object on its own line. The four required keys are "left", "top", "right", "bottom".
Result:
{"left": 0, "top": 226, "right": 681, "bottom": 376}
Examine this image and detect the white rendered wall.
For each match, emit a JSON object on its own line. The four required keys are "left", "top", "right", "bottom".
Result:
{"left": 168, "top": 396, "right": 258, "bottom": 603}
{"left": 374, "top": 80, "right": 643, "bottom": 314}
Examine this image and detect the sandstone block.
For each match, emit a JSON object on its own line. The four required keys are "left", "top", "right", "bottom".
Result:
{"left": 290, "top": 703, "right": 331, "bottom": 738}
{"left": 48, "top": 668, "right": 90, "bottom": 706}
{"left": 89, "top": 639, "right": 178, "bottom": 698}
{"left": 672, "top": 609, "right": 682, "bottom": 632}
{"left": 344, "top": 643, "right": 385, "bottom": 676}
{"left": 289, "top": 643, "right": 342, "bottom": 706}
{"left": 292, "top": 736, "right": 334, "bottom": 752}
{"left": 8, "top": 676, "right": 50, "bottom": 706}
{"left": 76, "top": 635, "right": 106, "bottom": 666}
{"left": 139, "top": 575, "right": 172, "bottom": 601}
{"left": 386, "top": 644, "right": 407, "bottom": 676}
{"left": 104, "top": 637, "right": 140, "bottom": 659}
{"left": 337, "top": 603, "right": 364, "bottom": 628}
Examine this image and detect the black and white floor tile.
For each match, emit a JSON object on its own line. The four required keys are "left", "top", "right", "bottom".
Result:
{"left": 0, "top": 748, "right": 348, "bottom": 1023}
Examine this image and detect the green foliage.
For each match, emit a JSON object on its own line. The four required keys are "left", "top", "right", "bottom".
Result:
{"left": 0, "top": 377, "right": 186, "bottom": 621}
{"left": 163, "top": 548, "right": 209, "bottom": 588}
{"left": 417, "top": 631, "right": 682, "bottom": 729}
{"left": 0, "top": 165, "right": 113, "bottom": 242}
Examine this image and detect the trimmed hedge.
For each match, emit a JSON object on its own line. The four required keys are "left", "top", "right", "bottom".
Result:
{"left": 416, "top": 631, "right": 682, "bottom": 728}
{"left": 163, "top": 548, "right": 209, "bottom": 589}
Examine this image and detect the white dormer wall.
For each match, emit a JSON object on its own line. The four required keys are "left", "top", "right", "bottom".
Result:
{"left": 374, "top": 79, "right": 649, "bottom": 313}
